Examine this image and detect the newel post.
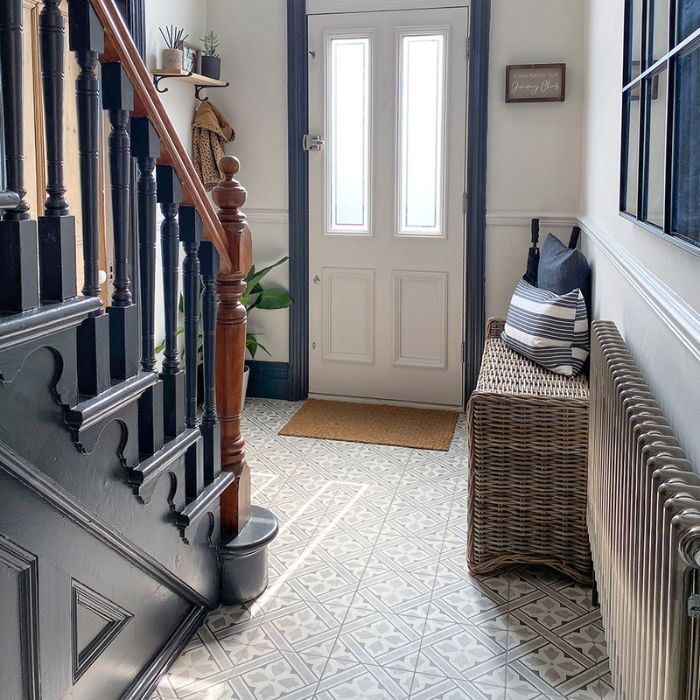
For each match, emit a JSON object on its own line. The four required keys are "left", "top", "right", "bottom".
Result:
{"left": 212, "top": 156, "right": 253, "bottom": 536}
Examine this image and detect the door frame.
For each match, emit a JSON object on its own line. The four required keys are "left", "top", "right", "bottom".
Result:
{"left": 286, "top": 0, "right": 490, "bottom": 405}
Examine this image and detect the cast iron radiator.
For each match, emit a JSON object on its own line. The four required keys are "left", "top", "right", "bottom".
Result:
{"left": 588, "top": 321, "right": 700, "bottom": 699}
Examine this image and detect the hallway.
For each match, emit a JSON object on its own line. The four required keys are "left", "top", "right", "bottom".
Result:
{"left": 151, "top": 400, "right": 612, "bottom": 700}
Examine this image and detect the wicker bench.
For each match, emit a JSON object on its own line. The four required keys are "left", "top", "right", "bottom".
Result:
{"left": 467, "top": 317, "right": 592, "bottom": 584}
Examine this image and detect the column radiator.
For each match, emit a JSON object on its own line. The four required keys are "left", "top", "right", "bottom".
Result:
{"left": 588, "top": 321, "right": 700, "bottom": 699}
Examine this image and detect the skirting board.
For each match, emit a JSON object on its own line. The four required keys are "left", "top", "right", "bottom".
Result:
{"left": 121, "top": 605, "right": 209, "bottom": 700}
{"left": 247, "top": 361, "right": 291, "bottom": 400}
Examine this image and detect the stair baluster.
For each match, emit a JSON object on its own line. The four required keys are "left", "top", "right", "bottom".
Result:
{"left": 179, "top": 206, "right": 204, "bottom": 500}
{"left": 69, "top": 0, "right": 110, "bottom": 396}
{"left": 156, "top": 165, "right": 186, "bottom": 438}
{"left": 212, "top": 157, "right": 252, "bottom": 535}
{"left": 38, "top": 0, "right": 77, "bottom": 303}
{"left": 198, "top": 242, "right": 221, "bottom": 484}
{"left": 0, "top": 0, "right": 39, "bottom": 313}
{"left": 69, "top": 0, "right": 103, "bottom": 299}
{"left": 102, "top": 62, "right": 139, "bottom": 380}
{"left": 133, "top": 117, "right": 164, "bottom": 456}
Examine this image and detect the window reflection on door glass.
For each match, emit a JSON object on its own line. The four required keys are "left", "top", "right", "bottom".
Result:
{"left": 328, "top": 36, "right": 370, "bottom": 233}
{"left": 676, "top": 0, "right": 700, "bottom": 43}
{"left": 398, "top": 33, "right": 445, "bottom": 236}
{"left": 644, "top": 65, "right": 667, "bottom": 227}
{"left": 623, "top": 91, "right": 641, "bottom": 215}
{"left": 672, "top": 43, "right": 700, "bottom": 242}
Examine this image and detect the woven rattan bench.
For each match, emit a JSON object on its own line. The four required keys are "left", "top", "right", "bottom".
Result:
{"left": 467, "top": 317, "right": 592, "bottom": 584}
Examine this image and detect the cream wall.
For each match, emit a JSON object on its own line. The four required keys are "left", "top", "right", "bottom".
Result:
{"left": 197, "top": 0, "right": 587, "bottom": 360}
{"left": 145, "top": 1, "right": 208, "bottom": 349}
{"left": 485, "top": 0, "right": 586, "bottom": 317}
{"left": 206, "top": 0, "right": 290, "bottom": 363}
{"left": 579, "top": 0, "right": 700, "bottom": 470}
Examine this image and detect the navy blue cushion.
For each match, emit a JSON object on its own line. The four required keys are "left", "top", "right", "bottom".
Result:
{"left": 538, "top": 234, "right": 591, "bottom": 315}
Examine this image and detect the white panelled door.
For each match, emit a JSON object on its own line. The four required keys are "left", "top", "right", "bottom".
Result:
{"left": 308, "top": 7, "right": 468, "bottom": 407}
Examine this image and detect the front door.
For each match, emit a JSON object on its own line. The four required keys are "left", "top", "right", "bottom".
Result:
{"left": 308, "top": 6, "right": 468, "bottom": 407}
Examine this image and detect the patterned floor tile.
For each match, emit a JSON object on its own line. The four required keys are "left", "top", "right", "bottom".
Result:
{"left": 315, "top": 662, "right": 415, "bottom": 699}
{"left": 152, "top": 399, "right": 613, "bottom": 700}
{"left": 409, "top": 672, "right": 506, "bottom": 700}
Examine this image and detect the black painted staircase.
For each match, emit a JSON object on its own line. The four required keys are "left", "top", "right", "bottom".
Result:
{"left": 0, "top": 1, "right": 247, "bottom": 698}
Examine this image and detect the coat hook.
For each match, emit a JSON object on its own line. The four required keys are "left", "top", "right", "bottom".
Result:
{"left": 309, "top": 50, "right": 317, "bottom": 58}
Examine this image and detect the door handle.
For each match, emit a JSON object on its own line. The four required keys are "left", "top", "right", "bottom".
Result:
{"left": 303, "top": 134, "right": 324, "bottom": 152}
{"left": 313, "top": 275, "right": 320, "bottom": 284}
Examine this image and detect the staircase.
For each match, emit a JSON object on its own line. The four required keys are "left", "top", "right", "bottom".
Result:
{"left": 0, "top": 1, "right": 275, "bottom": 698}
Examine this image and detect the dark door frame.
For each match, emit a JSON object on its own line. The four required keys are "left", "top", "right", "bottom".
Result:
{"left": 287, "top": 0, "right": 490, "bottom": 404}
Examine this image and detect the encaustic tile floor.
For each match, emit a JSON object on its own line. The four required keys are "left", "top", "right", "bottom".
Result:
{"left": 151, "top": 398, "right": 613, "bottom": 700}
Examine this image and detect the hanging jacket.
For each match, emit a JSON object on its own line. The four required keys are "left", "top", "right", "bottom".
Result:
{"left": 192, "top": 100, "right": 235, "bottom": 191}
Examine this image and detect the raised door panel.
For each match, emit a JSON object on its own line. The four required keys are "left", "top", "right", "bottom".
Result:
{"left": 393, "top": 270, "right": 447, "bottom": 368}
{"left": 322, "top": 267, "right": 375, "bottom": 364}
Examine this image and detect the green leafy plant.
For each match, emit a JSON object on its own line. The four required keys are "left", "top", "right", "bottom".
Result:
{"left": 155, "top": 256, "right": 292, "bottom": 363}
{"left": 243, "top": 256, "right": 292, "bottom": 359}
{"left": 200, "top": 30, "right": 220, "bottom": 58}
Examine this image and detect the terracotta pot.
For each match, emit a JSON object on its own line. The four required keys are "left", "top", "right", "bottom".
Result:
{"left": 162, "top": 48, "right": 183, "bottom": 72}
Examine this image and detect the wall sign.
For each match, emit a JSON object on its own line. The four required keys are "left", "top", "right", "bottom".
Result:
{"left": 505, "top": 63, "right": 566, "bottom": 103}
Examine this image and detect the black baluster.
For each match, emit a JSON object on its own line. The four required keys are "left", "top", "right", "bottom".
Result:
{"left": 0, "top": 0, "right": 39, "bottom": 313}
{"left": 132, "top": 116, "right": 163, "bottom": 456}
{"left": 199, "top": 241, "right": 221, "bottom": 484}
{"left": 156, "top": 165, "right": 186, "bottom": 438}
{"left": 132, "top": 117, "right": 159, "bottom": 372}
{"left": 69, "top": 0, "right": 103, "bottom": 298}
{"left": 38, "top": 0, "right": 76, "bottom": 303}
{"left": 69, "top": 0, "right": 110, "bottom": 396}
{"left": 179, "top": 205, "right": 204, "bottom": 500}
{"left": 102, "top": 62, "right": 138, "bottom": 380}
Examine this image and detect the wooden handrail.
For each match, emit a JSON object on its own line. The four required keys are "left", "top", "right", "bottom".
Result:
{"left": 89, "top": 0, "right": 232, "bottom": 272}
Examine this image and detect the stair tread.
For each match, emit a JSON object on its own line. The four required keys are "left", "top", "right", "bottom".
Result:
{"left": 66, "top": 371, "right": 158, "bottom": 430}
{"left": 177, "top": 471, "right": 235, "bottom": 528}
{"left": 0, "top": 296, "right": 101, "bottom": 349}
{"left": 130, "top": 428, "right": 201, "bottom": 486}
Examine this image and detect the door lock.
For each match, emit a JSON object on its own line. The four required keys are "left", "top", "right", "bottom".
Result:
{"left": 313, "top": 275, "right": 320, "bottom": 284}
{"left": 303, "top": 134, "right": 324, "bottom": 152}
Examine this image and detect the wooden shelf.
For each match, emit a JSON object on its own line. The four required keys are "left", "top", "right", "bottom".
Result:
{"left": 152, "top": 69, "right": 228, "bottom": 87}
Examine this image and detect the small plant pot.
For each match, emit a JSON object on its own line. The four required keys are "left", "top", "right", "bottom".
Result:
{"left": 162, "top": 48, "right": 183, "bottom": 72}
{"left": 201, "top": 55, "right": 221, "bottom": 80}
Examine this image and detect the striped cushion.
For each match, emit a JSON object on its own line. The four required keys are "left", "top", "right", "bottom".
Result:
{"left": 502, "top": 280, "right": 589, "bottom": 376}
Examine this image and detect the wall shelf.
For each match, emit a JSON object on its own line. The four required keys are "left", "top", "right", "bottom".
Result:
{"left": 152, "top": 69, "right": 230, "bottom": 98}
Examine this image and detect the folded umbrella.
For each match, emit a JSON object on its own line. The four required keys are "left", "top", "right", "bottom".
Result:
{"left": 523, "top": 218, "right": 540, "bottom": 286}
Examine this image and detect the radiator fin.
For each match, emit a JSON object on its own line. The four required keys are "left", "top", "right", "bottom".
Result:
{"left": 589, "top": 322, "right": 700, "bottom": 699}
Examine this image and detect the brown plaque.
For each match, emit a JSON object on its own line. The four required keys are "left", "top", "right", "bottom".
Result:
{"left": 505, "top": 63, "right": 566, "bottom": 103}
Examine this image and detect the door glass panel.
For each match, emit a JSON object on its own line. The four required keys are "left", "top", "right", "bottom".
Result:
{"left": 328, "top": 36, "right": 370, "bottom": 233}
{"left": 398, "top": 33, "right": 445, "bottom": 236}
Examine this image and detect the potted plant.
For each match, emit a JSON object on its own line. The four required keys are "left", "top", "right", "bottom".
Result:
{"left": 155, "top": 256, "right": 291, "bottom": 404}
{"left": 242, "top": 256, "right": 292, "bottom": 397}
{"left": 200, "top": 31, "right": 221, "bottom": 80}
{"left": 159, "top": 26, "right": 188, "bottom": 72}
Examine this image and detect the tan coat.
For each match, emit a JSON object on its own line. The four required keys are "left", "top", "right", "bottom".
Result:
{"left": 192, "top": 100, "right": 235, "bottom": 191}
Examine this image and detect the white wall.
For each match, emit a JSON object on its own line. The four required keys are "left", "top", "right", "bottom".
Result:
{"left": 206, "top": 0, "right": 290, "bottom": 363}
{"left": 145, "top": 1, "right": 209, "bottom": 350}
{"left": 579, "top": 0, "right": 700, "bottom": 470}
{"left": 144, "top": 1, "right": 207, "bottom": 154}
{"left": 199, "top": 0, "right": 586, "bottom": 359}
{"left": 485, "top": 0, "right": 586, "bottom": 317}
